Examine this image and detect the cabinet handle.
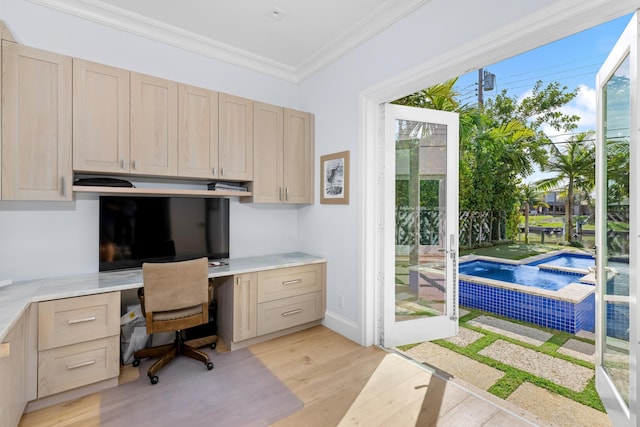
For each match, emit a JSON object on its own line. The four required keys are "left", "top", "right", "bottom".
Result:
{"left": 67, "top": 316, "right": 97, "bottom": 325}
{"left": 0, "top": 342, "right": 10, "bottom": 358}
{"left": 285, "top": 187, "right": 289, "bottom": 201}
{"left": 212, "top": 167, "right": 217, "bottom": 177}
{"left": 279, "top": 187, "right": 283, "bottom": 201}
{"left": 221, "top": 168, "right": 225, "bottom": 177}
{"left": 133, "top": 160, "right": 139, "bottom": 170}
{"left": 61, "top": 177, "right": 67, "bottom": 197}
{"left": 281, "top": 309, "right": 302, "bottom": 317}
{"left": 67, "top": 359, "right": 96, "bottom": 370}
{"left": 121, "top": 160, "right": 127, "bottom": 169}
{"left": 282, "top": 279, "right": 302, "bottom": 286}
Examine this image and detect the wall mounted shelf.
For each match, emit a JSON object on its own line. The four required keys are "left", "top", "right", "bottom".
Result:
{"left": 72, "top": 186, "right": 251, "bottom": 198}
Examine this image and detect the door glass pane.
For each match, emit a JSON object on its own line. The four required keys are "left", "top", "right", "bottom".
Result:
{"left": 395, "top": 119, "right": 447, "bottom": 322}
{"left": 603, "top": 54, "right": 630, "bottom": 406}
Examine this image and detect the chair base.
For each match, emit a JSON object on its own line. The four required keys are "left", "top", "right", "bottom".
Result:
{"left": 133, "top": 330, "right": 216, "bottom": 384}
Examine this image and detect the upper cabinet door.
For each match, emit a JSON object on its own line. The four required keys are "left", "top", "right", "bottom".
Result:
{"left": 73, "top": 59, "right": 130, "bottom": 174}
{"left": 1, "top": 42, "right": 72, "bottom": 201}
{"left": 283, "top": 109, "right": 314, "bottom": 204}
{"left": 130, "top": 72, "right": 178, "bottom": 176}
{"left": 251, "top": 102, "right": 284, "bottom": 203}
{"left": 219, "top": 93, "right": 253, "bottom": 181}
{"left": 178, "top": 84, "right": 219, "bottom": 179}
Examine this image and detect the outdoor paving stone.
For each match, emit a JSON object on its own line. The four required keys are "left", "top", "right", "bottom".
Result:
{"left": 467, "top": 315, "right": 552, "bottom": 346}
{"left": 459, "top": 308, "right": 470, "bottom": 317}
{"left": 507, "top": 382, "right": 612, "bottom": 427}
{"left": 558, "top": 338, "right": 595, "bottom": 363}
{"left": 404, "top": 341, "right": 503, "bottom": 390}
{"left": 443, "top": 326, "right": 484, "bottom": 347}
{"left": 576, "top": 330, "right": 596, "bottom": 340}
{"left": 479, "top": 340, "right": 593, "bottom": 392}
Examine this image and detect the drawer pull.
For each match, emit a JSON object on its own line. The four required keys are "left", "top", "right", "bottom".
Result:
{"left": 282, "top": 279, "right": 302, "bottom": 286}
{"left": 67, "top": 316, "right": 97, "bottom": 325}
{"left": 67, "top": 359, "right": 96, "bottom": 370}
{"left": 282, "top": 309, "right": 302, "bottom": 317}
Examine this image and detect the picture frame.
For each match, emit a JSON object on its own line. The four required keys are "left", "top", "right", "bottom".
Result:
{"left": 320, "top": 150, "right": 350, "bottom": 204}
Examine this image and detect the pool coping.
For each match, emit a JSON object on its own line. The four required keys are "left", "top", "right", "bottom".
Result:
{"left": 458, "top": 251, "right": 595, "bottom": 303}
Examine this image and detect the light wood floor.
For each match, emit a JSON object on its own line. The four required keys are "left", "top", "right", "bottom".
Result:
{"left": 19, "top": 326, "right": 544, "bottom": 427}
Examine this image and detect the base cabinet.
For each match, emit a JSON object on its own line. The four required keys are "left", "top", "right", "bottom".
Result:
{"left": 216, "top": 262, "right": 326, "bottom": 350}
{"left": 37, "top": 292, "right": 120, "bottom": 398}
{"left": 0, "top": 306, "right": 36, "bottom": 427}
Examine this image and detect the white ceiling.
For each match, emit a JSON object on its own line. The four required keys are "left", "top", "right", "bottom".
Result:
{"left": 29, "top": 0, "right": 429, "bottom": 81}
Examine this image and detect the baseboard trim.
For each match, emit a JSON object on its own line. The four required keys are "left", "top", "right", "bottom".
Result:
{"left": 322, "top": 310, "right": 363, "bottom": 345}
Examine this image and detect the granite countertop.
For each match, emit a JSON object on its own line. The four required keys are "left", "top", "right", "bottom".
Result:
{"left": 0, "top": 252, "right": 326, "bottom": 342}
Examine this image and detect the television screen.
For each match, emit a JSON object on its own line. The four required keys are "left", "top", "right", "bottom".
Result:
{"left": 99, "top": 196, "right": 229, "bottom": 271}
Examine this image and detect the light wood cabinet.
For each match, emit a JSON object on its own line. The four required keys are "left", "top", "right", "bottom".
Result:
{"left": 215, "top": 273, "right": 258, "bottom": 346}
{"left": 232, "top": 273, "right": 258, "bottom": 342}
{"left": 249, "top": 102, "right": 284, "bottom": 203}
{"left": 1, "top": 41, "right": 72, "bottom": 201}
{"left": 0, "top": 307, "right": 35, "bottom": 427}
{"left": 130, "top": 72, "right": 178, "bottom": 176}
{"left": 246, "top": 103, "right": 314, "bottom": 204}
{"left": 218, "top": 93, "right": 253, "bottom": 181}
{"left": 283, "top": 108, "right": 314, "bottom": 204}
{"left": 37, "top": 292, "right": 120, "bottom": 398}
{"left": 178, "top": 84, "right": 219, "bottom": 178}
{"left": 215, "top": 263, "right": 325, "bottom": 350}
{"left": 73, "top": 59, "right": 130, "bottom": 173}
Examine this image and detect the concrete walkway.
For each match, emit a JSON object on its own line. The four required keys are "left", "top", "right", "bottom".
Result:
{"left": 398, "top": 310, "right": 612, "bottom": 427}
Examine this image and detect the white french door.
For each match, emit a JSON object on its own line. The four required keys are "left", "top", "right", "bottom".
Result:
{"left": 595, "top": 12, "right": 638, "bottom": 427}
{"left": 382, "top": 103, "right": 459, "bottom": 347}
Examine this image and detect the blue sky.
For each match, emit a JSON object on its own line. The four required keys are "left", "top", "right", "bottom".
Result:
{"left": 453, "top": 13, "right": 633, "bottom": 181}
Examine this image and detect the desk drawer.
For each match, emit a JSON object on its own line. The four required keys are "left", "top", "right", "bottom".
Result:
{"left": 258, "top": 264, "right": 322, "bottom": 303}
{"left": 39, "top": 292, "right": 120, "bottom": 350}
{"left": 38, "top": 335, "right": 119, "bottom": 398}
{"left": 257, "top": 291, "right": 323, "bottom": 335}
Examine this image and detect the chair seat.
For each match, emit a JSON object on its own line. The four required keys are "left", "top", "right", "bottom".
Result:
{"left": 152, "top": 304, "right": 203, "bottom": 322}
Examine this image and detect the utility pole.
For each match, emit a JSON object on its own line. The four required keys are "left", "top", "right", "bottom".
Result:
{"left": 478, "top": 68, "right": 484, "bottom": 109}
{"left": 477, "top": 68, "right": 496, "bottom": 109}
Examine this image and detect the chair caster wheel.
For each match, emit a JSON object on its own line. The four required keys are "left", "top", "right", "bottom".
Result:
{"left": 211, "top": 342, "right": 217, "bottom": 350}
{"left": 206, "top": 362, "right": 214, "bottom": 370}
{"left": 150, "top": 375, "right": 159, "bottom": 385}
{"left": 132, "top": 359, "right": 140, "bottom": 367}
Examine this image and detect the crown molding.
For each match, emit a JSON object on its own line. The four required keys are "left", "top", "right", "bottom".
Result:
{"left": 295, "top": 0, "right": 430, "bottom": 81}
{"left": 29, "top": 0, "right": 428, "bottom": 83}
{"left": 28, "top": 0, "right": 299, "bottom": 81}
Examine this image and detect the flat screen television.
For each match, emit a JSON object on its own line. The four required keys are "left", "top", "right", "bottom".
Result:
{"left": 99, "top": 196, "right": 229, "bottom": 271}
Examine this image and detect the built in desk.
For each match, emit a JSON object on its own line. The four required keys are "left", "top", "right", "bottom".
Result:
{"left": 0, "top": 252, "right": 326, "bottom": 425}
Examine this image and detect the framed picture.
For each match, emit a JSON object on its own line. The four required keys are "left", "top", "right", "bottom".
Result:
{"left": 320, "top": 150, "right": 350, "bottom": 204}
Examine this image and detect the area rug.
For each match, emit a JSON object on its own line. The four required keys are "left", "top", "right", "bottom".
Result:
{"left": 100, "top": 348, "right": 303, "bottom": 426}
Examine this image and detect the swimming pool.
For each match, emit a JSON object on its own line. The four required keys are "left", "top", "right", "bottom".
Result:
{"left": 458, "top": 251, "right": 595, "bottom": 334}
{"left": 458, "top": 260, "right": 582, "bottom": 291}
{"left": 528, "top": 253, "right": 595, "bottom": 270}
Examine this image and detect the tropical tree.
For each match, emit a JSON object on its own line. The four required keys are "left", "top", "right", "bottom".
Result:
{"left": 518, "top": 184, "right": 548, "bottom": 244}
{"left": 536, "top": 131, "right": 595, "bottom": 242}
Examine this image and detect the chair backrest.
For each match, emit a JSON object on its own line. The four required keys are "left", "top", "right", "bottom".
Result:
{"left": 142, "top": 257, "right": 209, "bottom": 314}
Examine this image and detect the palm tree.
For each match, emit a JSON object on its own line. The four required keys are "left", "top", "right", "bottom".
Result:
{"left": 518, "top": 184, "right": 548, "bottom": 244}
{"left": 536, "top": 131, "right": 595, "bottom": 242}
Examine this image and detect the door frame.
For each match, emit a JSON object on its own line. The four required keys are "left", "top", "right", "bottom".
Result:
{"left": 358, "top": 4, "right": 640, "bottom": 348}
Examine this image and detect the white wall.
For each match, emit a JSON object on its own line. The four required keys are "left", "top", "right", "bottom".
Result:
{"left": 0, "top": 0, "right": 303, "bottom": 281}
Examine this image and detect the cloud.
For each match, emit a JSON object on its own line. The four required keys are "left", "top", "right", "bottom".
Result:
{"left": 563, "top": 84, "right": 596, "bottom": 129}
